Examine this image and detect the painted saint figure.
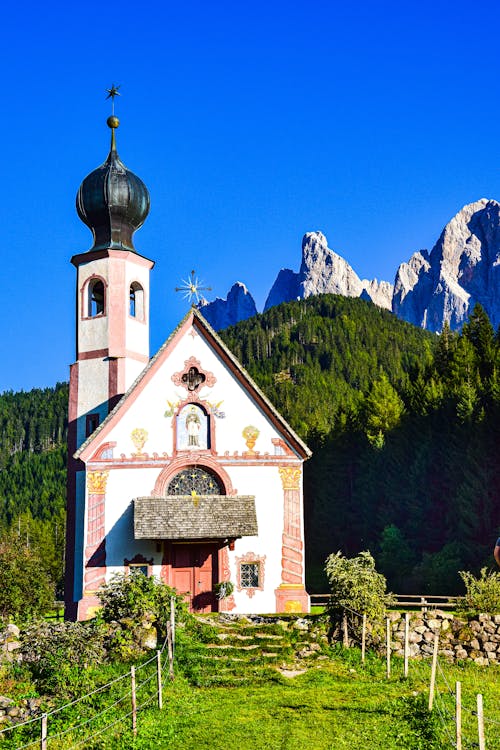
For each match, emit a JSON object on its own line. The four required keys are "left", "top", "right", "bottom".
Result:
{"left": 186, "top": 407, "right": 201, "bottom": 447}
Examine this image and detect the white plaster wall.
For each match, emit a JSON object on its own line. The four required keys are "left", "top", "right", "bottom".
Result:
{"left": 225, "top": 464, "right": 286, "bottom": 613}
{"left": 125, "top": 260, "right": 150, "bottom": 356}
{"left": 104, "top": 467, "right": 162, "bottom": 579}
{"left": 76, "top": 359, "right": 110, "bottom": 448}
{"left": 124, "top": 358, "right": 148, "bottom": 393}
{"left": 78, "top": 260, "right": 110, "bottom": 352}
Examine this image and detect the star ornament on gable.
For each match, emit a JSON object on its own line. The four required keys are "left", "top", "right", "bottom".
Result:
{"left": 175, "top": 270, "right": 212, "bottom": 306}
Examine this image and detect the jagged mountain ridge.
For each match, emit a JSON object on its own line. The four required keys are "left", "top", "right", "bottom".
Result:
{"left": 199, "top": 199, "right": 500, "bottom": 332}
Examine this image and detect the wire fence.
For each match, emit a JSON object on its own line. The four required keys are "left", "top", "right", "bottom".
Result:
{"left": 0, "top": 601, "right": 177, "bottom": 750}
{"left": 337, "top": 603, "right": 498, "bottom": 748}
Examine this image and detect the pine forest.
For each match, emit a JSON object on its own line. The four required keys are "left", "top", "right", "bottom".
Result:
{"left": 1, "top": 296, "right": 499, "bottom": 597}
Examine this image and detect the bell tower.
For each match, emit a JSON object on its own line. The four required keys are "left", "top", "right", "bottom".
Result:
{"left": 65, "top": 109, "right": 154, "bottom": 618}
{"left": 70, "top": 113, "right": 154, "bottom": 449}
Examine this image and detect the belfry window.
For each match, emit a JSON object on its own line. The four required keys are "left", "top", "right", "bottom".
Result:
{"left": 129, "top": 282, "right": 144, "bottom": 320}
{"left": 88, "top": 279, "right": 105, "bottom": 317}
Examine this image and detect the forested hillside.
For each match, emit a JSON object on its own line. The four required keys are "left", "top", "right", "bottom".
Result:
{"left": 1, "top": 297, "right": 498, "bottom": 598}
{"left": 0, "top": 383, "right": 68, "bottom": 595}
{"left": 221, "top": 296, "right": 500, "bottom": 593}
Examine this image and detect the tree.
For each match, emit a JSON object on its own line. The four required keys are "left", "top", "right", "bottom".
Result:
{"left": 0, "top": 533, "right": 54, "bottom": 621}
{"left": 363, "top": 373, "right": 405, "bottom": 448}
{"left": 377, "top": 524, "right": 415, "bottom": 591}
{"left": 324, "top": 550, "right": 390, "bottom": 623}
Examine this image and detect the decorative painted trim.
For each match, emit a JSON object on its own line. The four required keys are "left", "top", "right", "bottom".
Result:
{"left": 235, "top": 551, "right": 266, "bottom": 598}
{"left": 87, "top": 470, "right": 109, "bottom": 494}
{"left": 152, "top": 457, "right": 235, "bottom": 497}
{"left": 124, "top": 553, "right": 154, "bottom": 577}
{"left": 83, "top": 475, "right": 107, "bottom": 597}
{"left": 171, "top": 399, "right": 216, "bottom": 456}
{"left": 278, "top": 466, "right": 301, "bottom": 490}
{"left": 76, "top": 309, "right": 310, "bottom": 462}
{"left": 78, "top": 349, "right": 149, "bottom": 363}
{"left": 172, "top": 357, "right": 216, "bottom": 393}
{"left": 131, "top": 428, "right": 148, "bottom": 456}
{"left": 218, "top": 546, "right": 236, "bottom": 611}
{"left": 271, "top": 438, "right": 295, "bottom": 457}
{"left": 71, "top": 248, "right": 155, "bottom": 269}
{"left": 91, "top": 442, "right": 117, "bottom": 460}
{"left": 278, "top": 464, "right": 304, "bottom": 586}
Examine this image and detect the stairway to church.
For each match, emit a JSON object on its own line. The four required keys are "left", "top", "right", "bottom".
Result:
{"left": 176, "top": 614, "right": 331, "bottom": 687}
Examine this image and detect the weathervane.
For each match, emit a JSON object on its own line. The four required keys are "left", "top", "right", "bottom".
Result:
{"left": 175, "top": 270, "right": 212, "bottom": 306}
{"left": 105, "top": 84, "right": 121, "bottom": 115}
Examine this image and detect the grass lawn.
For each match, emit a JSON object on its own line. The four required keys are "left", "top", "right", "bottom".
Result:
{"left": 66, "top": 649, "right": 499, "bottom": 750}
{"left": 3, "top": 621, "right": 499, "bottom": 750}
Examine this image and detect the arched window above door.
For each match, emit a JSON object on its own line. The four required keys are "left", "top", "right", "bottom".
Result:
{"left": 167, "top": 466, "right": 224, "bottom": 496}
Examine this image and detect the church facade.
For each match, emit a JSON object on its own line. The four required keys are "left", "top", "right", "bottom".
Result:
{"left": 65, "top": 115, "right": 311, "bottom": 620}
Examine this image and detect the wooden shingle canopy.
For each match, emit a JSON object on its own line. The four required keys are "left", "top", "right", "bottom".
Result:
{"left": 134, "top": 495, "right": 258, "bottom": 540}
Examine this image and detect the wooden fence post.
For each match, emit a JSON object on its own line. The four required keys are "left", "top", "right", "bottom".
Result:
{"left": 455, "top": 681, "right": 462, "bottom": 750}
{"left": 131, "top": 666, "right": 137, "bottom": 737}
{"left": 167, "top": 622, "right": 174, "bottom": 680}
{"left": 428, "top": 632, "right": 439, "bottom": 711}
{"left": 361, "top": 614, "right": 366, "bottom": 663}
{"left": 404, "top": 613, "right": 410, "bottom": 678}
{"left": 477, "top": 694, "right": 485, "bottom": 750}
{"left": 170, "top": 596, "right": 176, "bottom": 657}
{"left": 385, "top": 617, "right": 391, "bottom": 679}
{"left": 342, "top": 612, "right": 349, "bottom": 648}
{"left": 157, "top": 650, "right": 163, "bottom": 710}
{"left": 41, "top": 713, "right": 47, "bottom": 750}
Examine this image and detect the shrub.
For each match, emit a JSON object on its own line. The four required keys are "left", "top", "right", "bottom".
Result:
{"left": 21, "top": 620, "right": 106, "bottom": 696}
{"left": 457, "top": 567, "right": 500, "bottom": 614}
{"left": 97, "top": 573, "right": 188, "bottom": 636}
{"left": 324, "top": 550, "right": 390, "bottom": 623}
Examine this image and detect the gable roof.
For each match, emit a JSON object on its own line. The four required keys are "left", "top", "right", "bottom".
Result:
{"left": 76, "top": 307, "right": 311, "bottom": 461}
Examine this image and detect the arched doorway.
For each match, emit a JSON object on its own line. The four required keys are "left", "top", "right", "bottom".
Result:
{"left": 166, "top": 466, "right": 223, "bottom": 613}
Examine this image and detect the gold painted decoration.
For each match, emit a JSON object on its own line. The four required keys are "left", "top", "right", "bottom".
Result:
{"left": 278, "top": 466, "right": 301, "bottom": 490}
{"left": 242, "top": 425, "right": 260, "bottom": 453}
{"left": 87, "top": 470, "right": 109, "bottom": 494}
{"left": 131, "top": 428, "right": 148, "bottom": 456}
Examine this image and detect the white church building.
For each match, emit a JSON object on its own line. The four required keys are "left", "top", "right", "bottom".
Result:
{"left": 65, "top": 114, "right": 311, "bottom": 620}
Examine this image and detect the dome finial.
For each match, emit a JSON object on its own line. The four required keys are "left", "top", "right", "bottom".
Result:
{"left": 76, "top": 85, "right": 150, "bottom": 253}
{"left": 105, "top": 84, "right": 121, "bottom": 151}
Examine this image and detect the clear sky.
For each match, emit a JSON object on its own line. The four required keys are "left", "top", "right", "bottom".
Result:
{"left": 1, "top": 0, "right": 499, "bottom": 392}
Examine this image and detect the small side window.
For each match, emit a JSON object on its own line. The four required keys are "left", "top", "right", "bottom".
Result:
{"left": 240, "top": 562, "right": 260, "bottom": 588}
{"left": 129, "top": 282, "right": 144, "bottom": 320}
{"left": 88, "top": 279, "right": 105, "bottom": 317}
{"left": 86, "top": 413, "right": 100, "bottom": 437}
{"left": 129, "top": 564, "right": 149, "bottom": 577}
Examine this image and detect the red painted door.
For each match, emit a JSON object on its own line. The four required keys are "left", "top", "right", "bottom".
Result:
{"left": 171, "top": 544, "right": 218, "bottom": 613}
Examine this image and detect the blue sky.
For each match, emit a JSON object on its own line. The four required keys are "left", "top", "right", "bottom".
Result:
{"left": 2, "top": 0, "right": 500, "bottom": 392}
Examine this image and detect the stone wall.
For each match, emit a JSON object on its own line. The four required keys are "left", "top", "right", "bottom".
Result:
{"left": 377, "top": 610, "right": 500, "bottom": 665}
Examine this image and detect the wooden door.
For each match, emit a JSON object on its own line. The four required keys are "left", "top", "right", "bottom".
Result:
{"left": 171, "top": 544, "right": 218, "bottom": 613}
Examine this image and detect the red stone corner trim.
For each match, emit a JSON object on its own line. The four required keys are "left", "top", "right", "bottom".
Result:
{"left": 235, "top": 551, "right": 266, "bottom": 598}
{"left": 218, "top": 546, "right": 236, "bottom": 612}
{"left": 83, "top": 470, "right": 109, "bottom": 602}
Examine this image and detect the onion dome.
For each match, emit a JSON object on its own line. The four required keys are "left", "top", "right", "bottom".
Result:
{"left": 76, "top": 116, "right": 150, "bottom": 252}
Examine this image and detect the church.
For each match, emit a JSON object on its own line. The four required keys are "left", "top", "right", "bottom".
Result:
{"left": 65, "top": 112, "right": 311, "bottom": 620}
